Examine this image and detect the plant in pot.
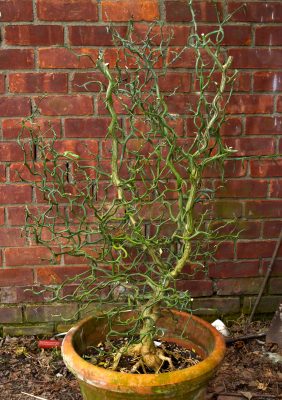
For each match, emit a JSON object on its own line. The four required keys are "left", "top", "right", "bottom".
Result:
{"left": 19, "top": 2, "right": 238, "bottom": 399}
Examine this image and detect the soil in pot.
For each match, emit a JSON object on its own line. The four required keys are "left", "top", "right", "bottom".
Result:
{"left": 82, "top": 337, "right": 203, "bottom": 373}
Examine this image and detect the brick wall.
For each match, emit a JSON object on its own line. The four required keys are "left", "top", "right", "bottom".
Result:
{"left": 0, "top": 0, "right": 281, "bottom": 335}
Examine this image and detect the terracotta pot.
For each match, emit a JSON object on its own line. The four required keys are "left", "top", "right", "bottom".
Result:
{"left": 62, "top": 309, "right": 225, "bottom": 400}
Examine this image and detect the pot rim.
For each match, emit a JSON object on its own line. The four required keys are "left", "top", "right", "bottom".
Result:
{"left": 62, "top": 310, "right": 225, "bottom": 390}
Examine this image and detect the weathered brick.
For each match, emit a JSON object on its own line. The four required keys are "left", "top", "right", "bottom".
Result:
{"left": 35, "top": 95, "right": 93, "bottom": 116}
{"left": 226, "top": 95, "right": 274, "bottom": 114}
{"left": 0, "top": 306, "right": 22, "bottom": 323}
{"left": 5, "top": 25, "right": 64, "bottom": 46}
{"left": 0, "top": 49, "right": 34, "bottom": 69}
{"left": 0, "top": 74, "right": 5, "bottom": 93}
{"left": 246, "top": 116, "right": 282, "bottom": 135}
{"left": 192, "top": 297, "right": 240, "bottom": 315}
{"left": 229, "top": 49, "right": 282, "bottom": 69}
{"left": 39, "top": 48, "right": 98, "bottom": 69}
{"left": 229, "top": 2, "right": 282, "bottom": 23}
{"left": 242, "top": 296, "right": 282, "bottom": 314}
{"left": 102, "top": 0, "right": 160, "bottom": 22}
{"left": 269, "top": 278, "right": 282, "bottom": 295}
{"left": 166, "top": 1, "right": 223, "bottom": 22}
{"left": 3, "top": 324, "right": 55, "bottom": 337}
{"left": 0, "top": 0, "right": 33, "bottom": 22}
{"left": 9, "top": 73, "right": 68, "bottom": 93}
{"left": 37, "top": 0, "right": 98, "bottom": 21}
{"left": 0, "top": 185, "right": 32, "bottom": 205}
{"left": 0, "top": 268, "right": 33, "bottom": 287}
{"left": 216, "top": 278, "right": 264, "bottom": 295}
{"left": 0, "top": 97, "right": 30, "bottom": 117}
{"left": 64, "top": 118, "right": 110, "bottom": 138}
{"left": 255, "top": 26, "right": 282, "bottom": 46}
{"left": 25, "top": 303, "right": 78, "bottom": 322}
{"left": 254, "top": 72, "right": 282, "bottom": 92}
{"left": 277, "top": 96, "right": 282, "bottom": 112}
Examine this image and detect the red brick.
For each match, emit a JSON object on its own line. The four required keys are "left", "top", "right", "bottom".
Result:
{"left": 220, "top": 118, "right": 242, "bottom": 136}
{"left": 245, "top": 200, "right": 282, "bottom": 219}
{"left": 35, "top": 95, "right": 93, "bottom": 116}
{"left": 216, "top": 179, "right": 268, "bottom": 198}
{"left": 250, "top": 159, "right": 282, "bottom": 178}
{"left": 133, "top": 24, "right": 190, "bottom": 46}
{"left": 176, "top": 280, "right": 213, "bottom": 297}
{"left": 0, "top": 228, "right": 25, "bottom": 247}
{"left": 0, "top": 268, "right": 33, "bottom": 286}
{"left": 254, "top": 72, "right": 282, "bottom": 92}
{"left": 164, "top": 94, "right": 198, "bottom": 114}
{"left": 0, "top": 142, "right": 25, "bottom": 162}
{"left": 209, "top": 261, "right": 259, "bottom": 279}
{"left": 64, "top": 118, "right": 110, "bottom": 138}
{"left": 203, "top": 160, "right": 247, "bottom": 178}
{"left": 212, "top": 201, "right": 243, "bottom": 219}
{"left": 39, "top": 48, "right": 98, "bottom": 69}
{"left": 102, "top": 0, "right": 159, "bottom": 22}
{"left": 5, "top": 247, "right": 58, "bottom": 267}
{"left": 229, "top": 49, "right": 282, "bottom": 69}
{"left": 0, "top": 185, "right": 32, "bottom": 204}
{"left": 277, "top": 96, "right": 282, "bottom": 112}
{"left": 237, "top": 241, "right": 276, "bottom": 259}
{"left": 69, "top": 26, "right": 127, "bottom": 46}
{"left": 5, "top": 25, "right": 64, "bottom": 46}
{"left": 165, "top": 1, "right": 223, "bottom": 22}
{"left": 214, "top": 241, "right": 235, "bottom": 260}
{"left": 0, "top": 306, "right": 22, "bottom": 323}
{"left": 0, "top": 0, "right": 33, "bottom": 21}
{"left": 15, "top": 286, "right": 53, "bottom": 303}
{"left": 262, "top": 260, "right": 282, "bottom": 277}
{"left": 0, "top": 97, "right": 30, "bottom": 117}
{"left": 36, "top": 266, "right": 89, "bottom": 284}
{"left": 71, "top": 72, "right": 108, "bottom": 92}
{"left": 198, "top": 25, "right": 251, "bottom": 46}
{"left": 9, "top": 162, "right": 44, "bottom": 183}
{"left": 9, "top": 73, "right": 68, "bottom": 93}
{"left": 269, "top": 179, "right": 282, "bottom": 198}
{"left": 0, "top": 74, "right": 5, "bottom": 93}
{"left": 0, "top": 49, "right": 34, "bottom": 69}
{"left": 37, "top": 0, "right": 98, "bottom": 21}
{"left": 0, "top": 207, "right": 4, "bottom": 225}
{"left": 229, "top": 2, "right": 282, "bottom": 23}
{"left": 226, "top": 95, "right": 273, "bottom": 114}
{"left": 216, "top": 278, "right": 263, "bottom": 295}
{"left": 255, "top": 26, "right": 282, "bottom": 46}
{"left": 225, "top": 138, "right": 275, "bottom": 157}
{"left": 53, "top": 140, "right": 98, "bottom": 159}
{"left": 263, "top": 221, "right": 282, "bottom": 239}
{"left": 246, "top": 116, "right": 282, "bottom": 135}
{"left": 0, "top": 165, "right": 6, "bottom": 183}
{"left": 2, "top": 118, "right": 61, "bottom": 139}
{"left": 158, "top": 72, "right": 191, "bottom": 93}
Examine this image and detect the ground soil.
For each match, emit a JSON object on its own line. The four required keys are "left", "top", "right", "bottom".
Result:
{"left": 0, "top": 319, "right": 281, "bottom": 400}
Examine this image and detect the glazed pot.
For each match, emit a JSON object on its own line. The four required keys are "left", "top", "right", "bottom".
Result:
{"left": 62, "top": 309, "right": 225, "bottom": 400}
